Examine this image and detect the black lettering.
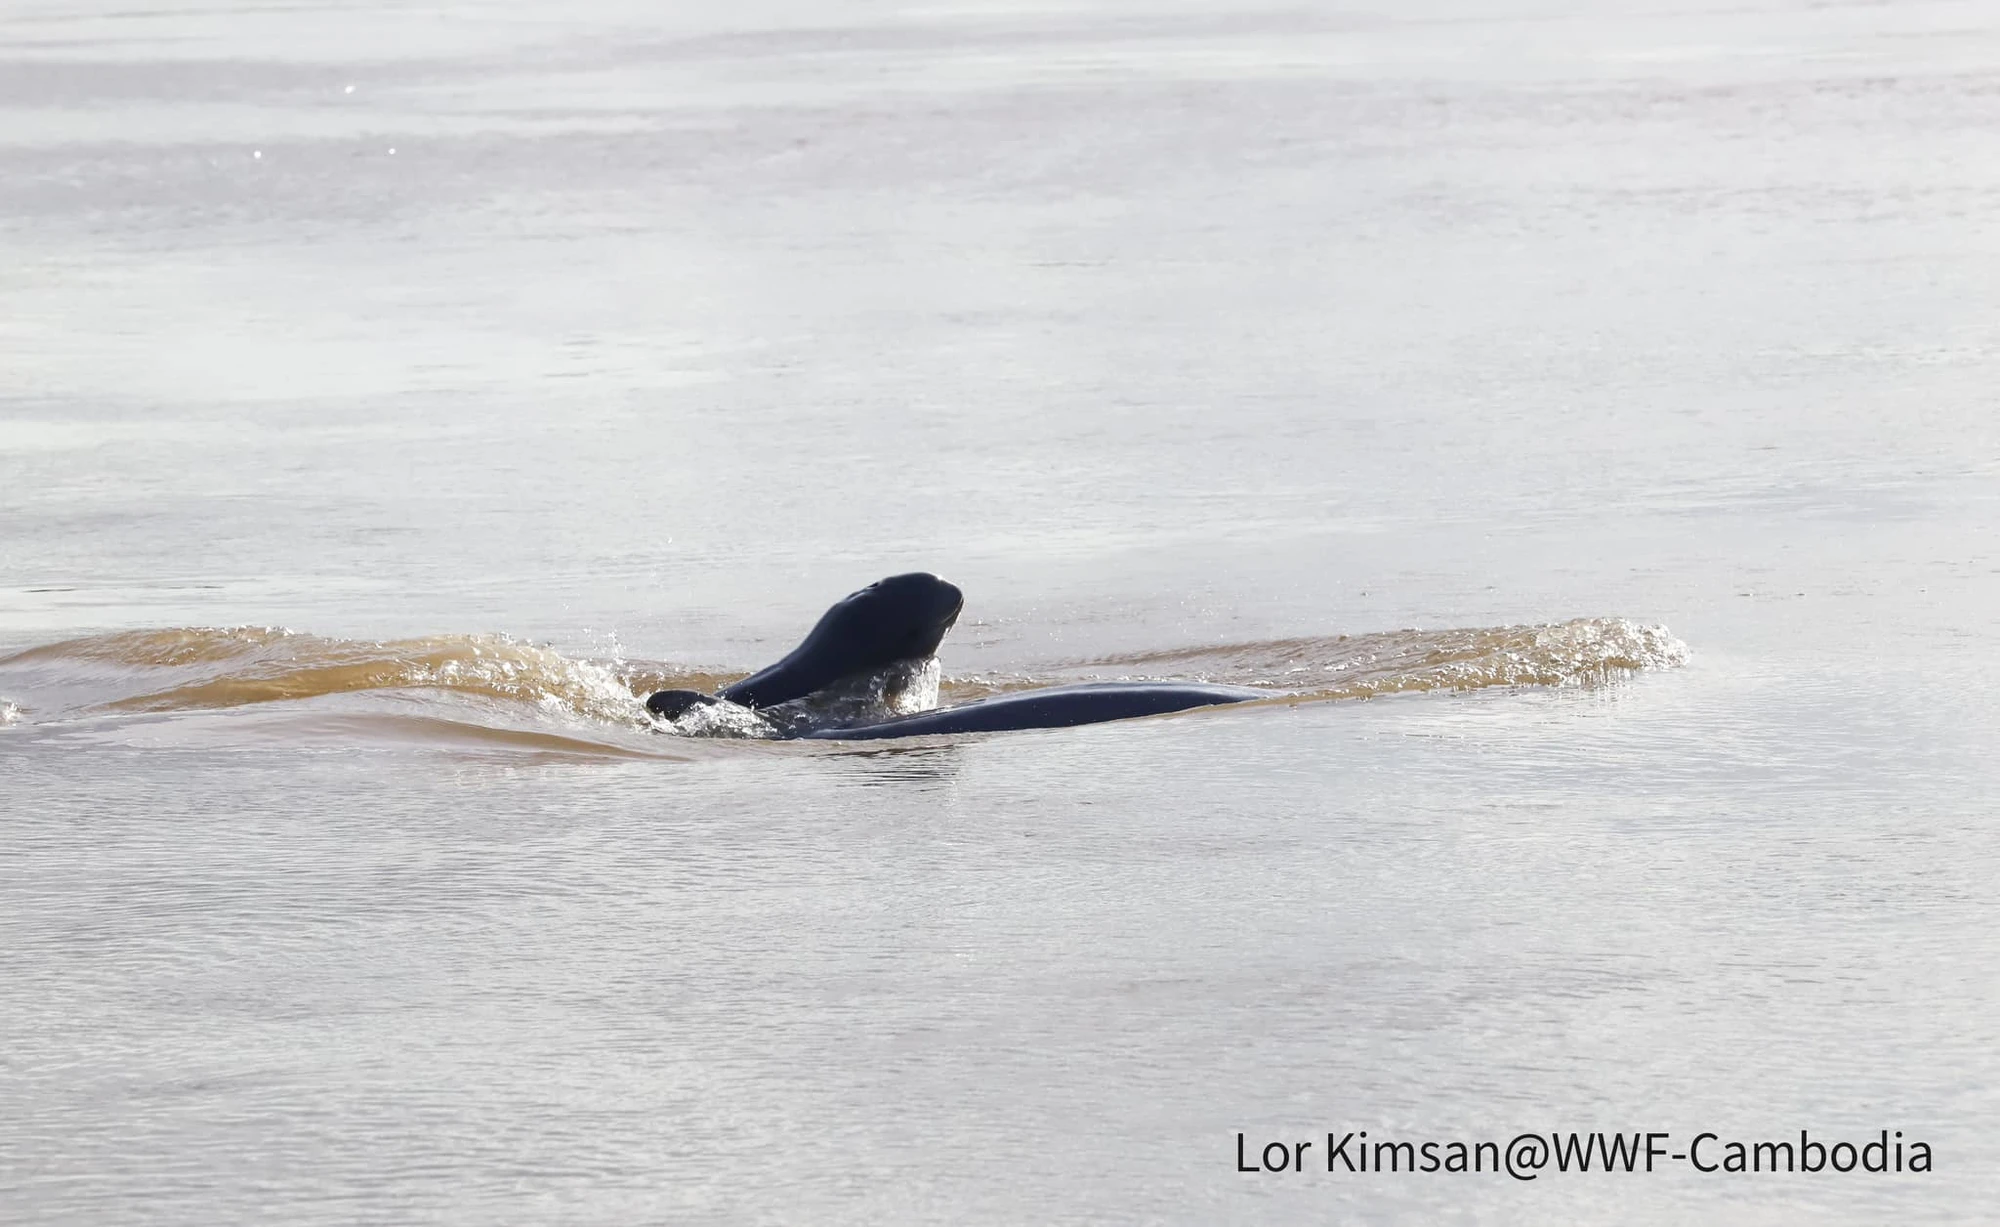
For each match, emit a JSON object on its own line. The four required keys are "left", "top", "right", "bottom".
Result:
{"left": 1327, "top": 1132, "right": 1356, "bottom": 1173}
{"left": 1419, "top": 1141, "right": 1440, "bottom": 1173}
{"left": 1374, "top": 1141, "right": 1414, "bottom": 1172}
{"left": 1237, "top": 1133, "right": 1257, "bottom": 1173}
{"left": 1723, "top": 1142, "right": 1746, "bottom": 1173}
{"left": 1801, "top": 1132, "right": 1826, "bottom": 1172}
{"left": 1598, "top": 1132, "right": 1644, "bottom": 1172}
{"left": 1550, "top": 1133, "right": 1590, "bottom": 1172}
{"left": 1474, "top": 1142, "right": 1498, "bottom": 1173}
{"left": 1644, "top": 1133, "right": 1668, "bottom": 1172}
{"left": 1752, "top": 1141, "right": 1794, "bottom": 1172}
{"left": 1831, "top": 1142, "right": 1856, "bottom": 1173}
{"left": 1689, "top": 1132, "right": 1718, "bottom": 1173}
{"left": 1262, "top": 1142, "right": 1291, "bottom": 1172}
{"left": 1910, "top": 1142, "right": 1932, "bottom": 1172}
{"left": 1444, "top": 1143, "right": 1469, "bottom": 1173}
{"left": 1862, "top": 1131, "right": 1888, "bottom": 1173}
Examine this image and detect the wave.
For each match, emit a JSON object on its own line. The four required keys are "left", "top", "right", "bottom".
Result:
{"left": 0, "top": 627, "right": 667, "bottom": 725}
{"left": 1024, "top": 618, "right": 1692, "bottom": 700}
{"left": 0, "top": 618, "right": 1689, "bottom": 745}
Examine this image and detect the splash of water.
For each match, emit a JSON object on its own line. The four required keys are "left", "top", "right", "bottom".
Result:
{"left": 0, "top": 627, "right": 649, "bottom": 726}
{"left": 649, "top": 657, "right": 943, "bottom": 739}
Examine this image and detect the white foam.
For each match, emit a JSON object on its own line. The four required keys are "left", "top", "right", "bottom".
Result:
{"left": 664, "top": 699, "right": 775, "bottom": 739}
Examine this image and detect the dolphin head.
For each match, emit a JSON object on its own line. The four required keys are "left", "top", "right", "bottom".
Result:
{"left": 718, "top": 572, "right": 963, "bottom": 710}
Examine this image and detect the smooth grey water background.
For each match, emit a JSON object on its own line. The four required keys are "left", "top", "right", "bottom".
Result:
{"left": 3, "top": 1, "right": 1998, "bottom": 1223}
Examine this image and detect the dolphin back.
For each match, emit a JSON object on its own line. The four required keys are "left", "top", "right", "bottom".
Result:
{"left": 800, "top": 682, "right": 1269, "bottom": 740}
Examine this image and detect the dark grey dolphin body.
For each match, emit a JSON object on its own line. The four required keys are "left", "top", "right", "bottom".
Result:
{"left": 646, "top": 572, "right": 961, "bottom": 721}
{"left": 645, "top": 572, "right": 1272, "bottom": 738}
{"left": 718, "top": 572, "right": 963, "bottom": 709}
{"left": 798, "top": 681, "right": 1268, "bottom": 740}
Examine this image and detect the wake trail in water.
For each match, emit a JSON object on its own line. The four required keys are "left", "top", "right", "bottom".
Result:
{"left": 0, "top": 618, "right": 1689, "bottom": 754}
{"left": 1021, "top": 618, "right": 1691, "bottom": 700}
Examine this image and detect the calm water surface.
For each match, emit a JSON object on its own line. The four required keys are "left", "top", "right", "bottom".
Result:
{"left": 3, "top": 1, "right": 1998, "bottom": 1223}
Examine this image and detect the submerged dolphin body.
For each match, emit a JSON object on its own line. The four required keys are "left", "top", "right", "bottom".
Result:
{"left": 646, "top": 573, "right": 1271, "bottom": 739}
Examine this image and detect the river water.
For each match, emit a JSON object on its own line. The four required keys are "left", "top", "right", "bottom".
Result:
{"left": 3, "top": 1, "right": 1997, "bottom": 1223}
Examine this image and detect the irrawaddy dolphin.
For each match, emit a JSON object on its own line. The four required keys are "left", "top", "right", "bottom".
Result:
{"left": 646, "top": 573, "right": 1270, "bottom": 739}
